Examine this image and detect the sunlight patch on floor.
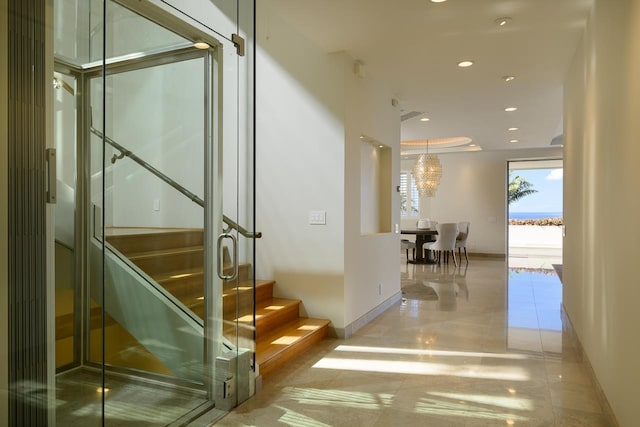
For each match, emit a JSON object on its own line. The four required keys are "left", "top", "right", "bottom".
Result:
{"left": 428, "top": 391, "right": 534, "bottom": 411}
{"left": 282, "top": 387, "right": 394, "bottom": 410}
{"left": 277, "top": 387, "right": 532, "bottom": 423}
{"left": 333, "top": 345, "right": 528, "bottom": 360}
{"left": 313, "top": 357, "right": 530, "bottom": 381}
{"left": 72, "top": 400, "right": 192, "bottom": 423}
{"left": 274, "top": 404, "right": 332, "bottom": 427}
{"left": 414, "top": 397, "right": 530, "bottom": 421}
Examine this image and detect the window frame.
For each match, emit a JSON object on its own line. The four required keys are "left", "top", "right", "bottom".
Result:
{"left": 400, "top": 171, "right": 419, "bottom": 218}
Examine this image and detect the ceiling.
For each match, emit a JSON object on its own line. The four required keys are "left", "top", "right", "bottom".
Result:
{"left": 265, "top": 0, "right": 593, "bottom": 155}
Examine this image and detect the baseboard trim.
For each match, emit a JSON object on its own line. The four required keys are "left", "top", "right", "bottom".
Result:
{"left": 469, "top": 252, "right": 505, "bottom": 259}
{"left": 331, "top": 291, "right": 402, "bottom": 339}
{"left": 561, "top": 305, "right": 619, "bottom": 427}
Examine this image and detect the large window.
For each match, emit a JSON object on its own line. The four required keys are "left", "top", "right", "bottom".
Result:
{"left": 400, "top": 172, "right": 419, "bottom": 217}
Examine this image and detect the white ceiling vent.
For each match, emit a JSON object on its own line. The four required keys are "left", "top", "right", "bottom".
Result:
{"left": 400, "top": 111, "right": 423, "bottom": 122}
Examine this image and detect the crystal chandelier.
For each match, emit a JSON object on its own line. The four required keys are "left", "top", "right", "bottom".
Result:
{"left": 412, "top": 140, "right": 442, "bottom": 197}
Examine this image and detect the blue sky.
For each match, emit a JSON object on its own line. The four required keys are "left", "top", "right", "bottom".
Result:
{"left": 509, "top": 168, "right": 563, "bottom": 213}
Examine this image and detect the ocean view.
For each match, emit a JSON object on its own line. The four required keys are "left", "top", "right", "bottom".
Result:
{"left": 509, "top": 211, "right": 563, "bottom": 220}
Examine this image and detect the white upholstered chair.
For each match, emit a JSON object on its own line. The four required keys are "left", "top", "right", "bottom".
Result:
{"left": 455, "top": 221, "right": 470, "bottom": 264}
{"left": 401, "top": 239, "right": 416, "bottom": 261}
{"left": 425, "top": 223, "right": 459, "bottom": 267}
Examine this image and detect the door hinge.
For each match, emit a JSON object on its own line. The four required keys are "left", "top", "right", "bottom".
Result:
{"left": 232, "top": 33, "right": 245, "bottom": 57}
{"left": 46, "top": 148, "right": 56, "bottom": 204}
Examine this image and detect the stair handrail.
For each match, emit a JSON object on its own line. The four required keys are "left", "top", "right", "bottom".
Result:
{"left": 90, "top": 126, "right": 261, "bottom": 239}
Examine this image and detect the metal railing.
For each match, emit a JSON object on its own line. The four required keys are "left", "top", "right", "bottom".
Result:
{"left": 90, "top": 126, "right": 261, "bottom": 239}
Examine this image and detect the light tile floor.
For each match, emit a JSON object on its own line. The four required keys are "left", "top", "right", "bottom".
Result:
{"left": 217, "top": 256, "right": 609, "bottom": 427}
{"left": 54, "top": 368, "right": 221, "bottom": 426}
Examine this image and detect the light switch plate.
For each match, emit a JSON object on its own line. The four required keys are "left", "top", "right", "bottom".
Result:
{"left": 309, "top": 210, "right": 326, "bottom": 225}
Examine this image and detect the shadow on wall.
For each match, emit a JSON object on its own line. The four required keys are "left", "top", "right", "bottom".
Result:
{"left": 257, "top": 3, "right": 344, "bottom": 124}
{"left": 272, "top": 270, "right": 344, "bottom": 324}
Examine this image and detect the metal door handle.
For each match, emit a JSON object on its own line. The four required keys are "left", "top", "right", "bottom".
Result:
{"left": 217, "top": 233, "right": 238, "bottom": 281}
{"left": 46, "top": 148, "right": 56, "bottom": 203}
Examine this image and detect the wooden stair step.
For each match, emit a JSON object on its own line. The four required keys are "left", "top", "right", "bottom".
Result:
{"left": 89, "top": 321, "right": 174, "bottom": 376}
{"left": 106, "top": 229, "right": 203, "bottom": 254}
{"left": 147, "top": 262, "right": 252, "bottom": 289}
{"left": 126, "top": 245, "right": 204, "bottom": 260}
{"left": 227, "top": 297, "right": 300, "bottom": 333}
{"left": 153, "top": 265, "right": 256, "bottom": 293}
{"left": 250, "top": 298, "right": 301, "bottom": 337}
{"left": 154, "top": 269, "right": 204, "bottom": 300}
{"left": 126, "top": 246, "right": 204, "bottom": 274}
{"left": 57, "top": 305, "right": 117, "bottom": 340}
{"left": 154, "top": 267, "right": 203, "bottom": 284}
{"left": 256, "top": 317, "right": 330, "bottom": 378}
{"left": 101, "top": 230, "right": 333, "bottom": 380}
{"left": 223, "top": 279, "right": 274, "bottom": 301}
{"left": 162, "top": 279, "right": 276, "bottom": 321}
{"left": 254, "top": 280, "right": 274, "bottom": 303}
{"left": 222, "top": 294, "right": 300, "bottom": 343}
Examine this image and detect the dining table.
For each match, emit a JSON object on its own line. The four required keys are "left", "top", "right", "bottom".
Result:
{"left": 401, "top": 228, "right": 438, "bottom": 264}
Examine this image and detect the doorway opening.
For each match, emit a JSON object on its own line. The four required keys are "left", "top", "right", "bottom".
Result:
{"left": 507, "top": 159, "right": 563, "bottom": 271}
{"left": 506, "top": 159, "right": 564, "bottom": 354}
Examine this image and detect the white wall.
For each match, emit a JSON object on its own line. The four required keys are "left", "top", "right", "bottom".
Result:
{"left": 256, "top": 4, "right": 346, "bottom": 327}
{"left": 256, "top": 3, "right": 401, "bottom": 332}
{"left": 401, "top": 148, "right": 562, "bottom": 255}
{"left": 109, "top": 58, "right": 205, "bottom": 229}
{"left": 563, "top": 0, "right": 640, "bottom": 424}
{"left": 344, "top": 59, "right": 401, "bottom": 332}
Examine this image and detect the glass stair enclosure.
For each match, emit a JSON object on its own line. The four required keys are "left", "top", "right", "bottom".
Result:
{"left": 53, "top": 0, "right": 257, "bottom": 423}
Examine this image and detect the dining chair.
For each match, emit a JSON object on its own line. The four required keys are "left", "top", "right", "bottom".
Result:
{"left": 425, "top": 223, "right": 459, "bottom": 266}
{"left": 456, "top": 221, "right": 470, "bottom": 264}
{"left": 401, "top": 239, "right": 416, "bottom": 262}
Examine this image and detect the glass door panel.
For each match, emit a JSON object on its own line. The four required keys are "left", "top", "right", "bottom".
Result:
{"left": 53, "top": 71, "right": 78, "bottom": 371}
{"left": 52, "top": 0, "right": 256, "bottom": 424}
{"left": 87, "top": 21, "right": 219, "bottom": 425}
{"left": 88, "top": 55, "right": 207, "bottom": 379}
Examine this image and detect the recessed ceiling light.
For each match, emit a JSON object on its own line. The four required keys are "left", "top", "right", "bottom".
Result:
{"left": 495, "top": 17, "right": 512, "bottom": 27}
{"left": 510, "top": 139, "right": 519, "bottom": 143}
{"left": 469, "top": 143, "right": 476, "bottom": 147}
{"left": 420, "top": 117, "right": 430, "bottom": 122}
{"left": 505, "top": 107, "right": 518, "bottom": 112}
{"left": 431, "top": 0, "right": 447, "bottom": 3}
{"left": 508, "top": 127, "right": 519, "bottom": 131}
{"left": 194, "top": 41, "right": 210, "bottom": 49}
{"left": 458, "top": 60, "right": 474, "bottom": 68}
{"left": 378, "top": 145, "right": 384, "bottom": 148}
{"left": 503, "top": 75, "right": 516, "bottom": 82}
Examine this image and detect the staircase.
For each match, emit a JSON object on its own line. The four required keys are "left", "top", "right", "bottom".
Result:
{"left": 104, "top": 228, "right": 330, "bottom": 379}
{"left": 55, "top": 242, "right": 173, "bottom": 374}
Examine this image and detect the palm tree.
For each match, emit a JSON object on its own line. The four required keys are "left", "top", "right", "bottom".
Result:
{"left": 508, "top": 173, "right": 537, "bottom": 204}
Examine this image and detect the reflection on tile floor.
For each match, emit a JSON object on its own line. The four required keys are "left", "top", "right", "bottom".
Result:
{"left": 55, "top": 368, "right": 224, "bottom": 426}
{"left": 218, "top": 257, "right": 608, "bottom": 427}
